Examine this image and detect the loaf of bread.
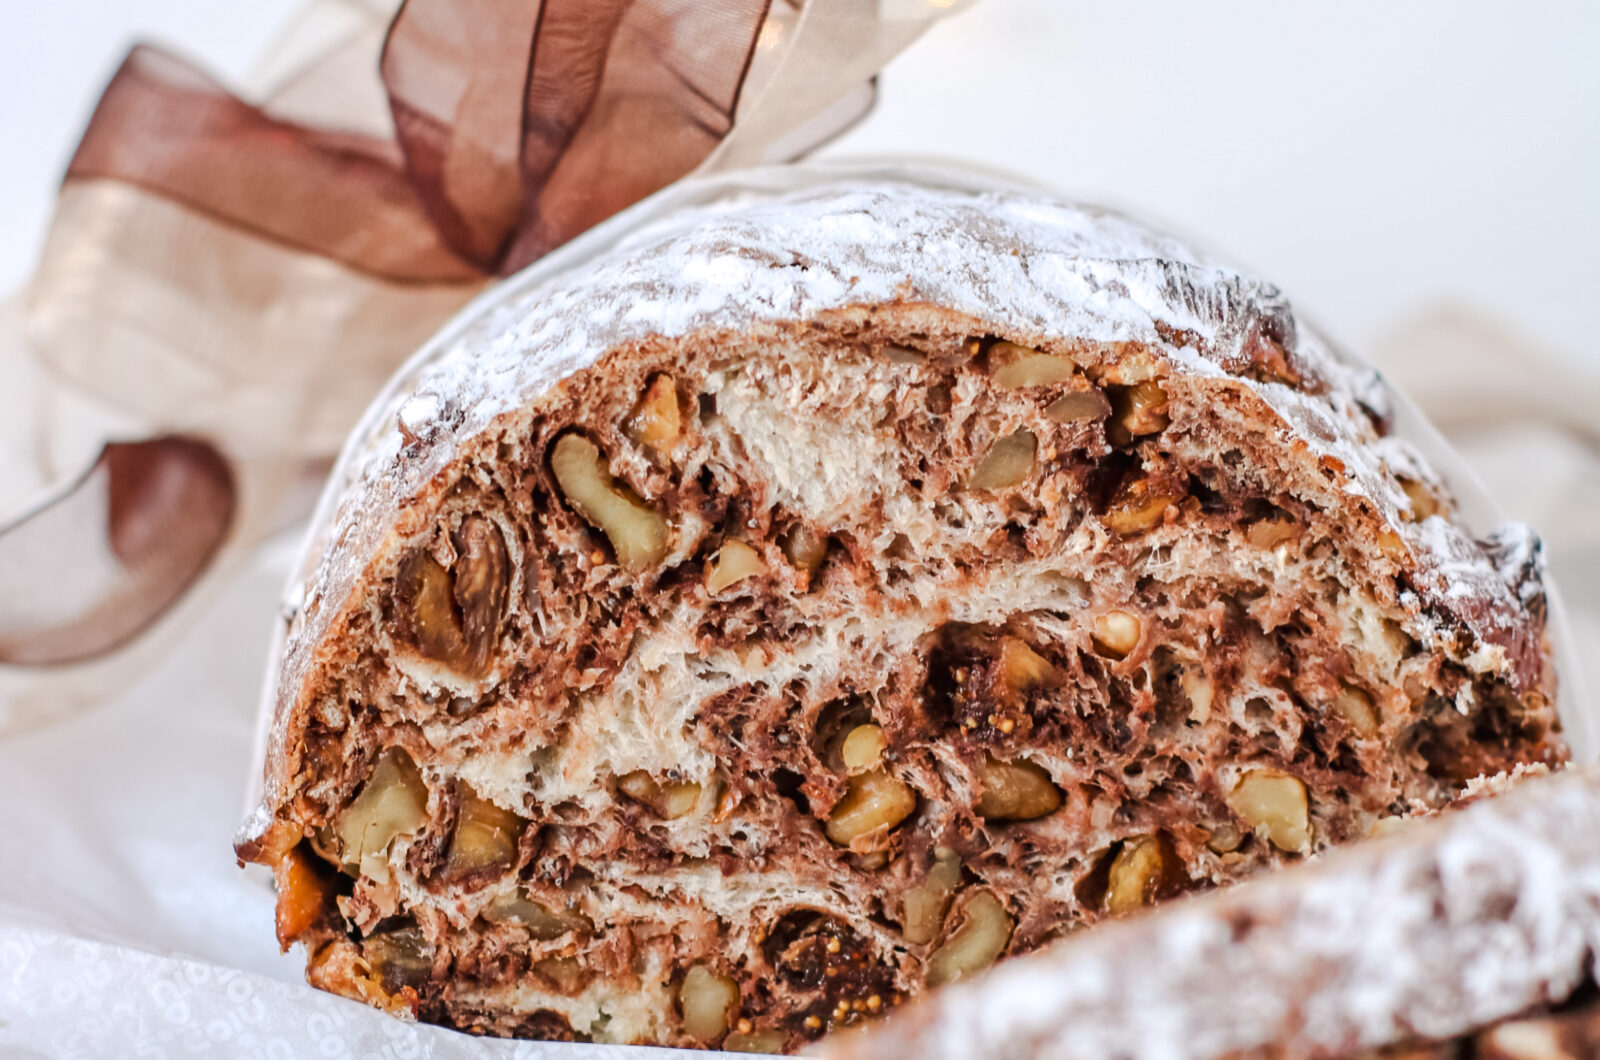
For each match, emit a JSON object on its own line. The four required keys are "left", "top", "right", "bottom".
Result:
{"left": 235, "top": 178, "right": 1563, "bottom": 1050}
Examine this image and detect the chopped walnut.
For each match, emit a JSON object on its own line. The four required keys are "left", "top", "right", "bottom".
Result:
{"left": 628, "top": 374, "right": 682, "bottom": 456}
{"left": 705, "top": 539, "right": 766, "bottom": 595}
{"left": 335, "top": 748, "right": 428, "bottom": 882}
{"left": 825, "top": 769, "right": 917, "bottom": 849}
{"left": 976, "top": 756, "right": 1063, "bottom": 821}
{"left": 1227, "top": 768, "right": 1311, "bottom": 853}
{"left": 970, "top": 430, "right": 1037, "bottom": 490}
{"left": 550, "top": 433, "right": 669, "bottom": 569}
{"left": 1091, "top": 610, "right": 1142, "bottom": 659}
{"left": 925, "top": 891, "right": 1013, "bottom": 987}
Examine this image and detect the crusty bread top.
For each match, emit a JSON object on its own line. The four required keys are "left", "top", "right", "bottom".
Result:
{"left": 248, "top": 173, "right": 1551, "bottom": 832}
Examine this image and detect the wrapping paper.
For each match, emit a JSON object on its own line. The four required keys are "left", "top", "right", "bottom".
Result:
{"left": 0, "top": 0, "right": 960, "bottom": 713}
{"left": 3, "top": 157, "right": 1597, "bottom": 1058}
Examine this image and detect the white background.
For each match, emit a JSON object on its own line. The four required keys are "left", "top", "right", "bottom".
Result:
{"left": 3, "top": 1, "right": 1597, "bottom": 367}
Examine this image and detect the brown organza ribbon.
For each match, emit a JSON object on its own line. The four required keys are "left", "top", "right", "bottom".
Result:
{"left": 1, "top": 0, "right": 961, "bottom": 675}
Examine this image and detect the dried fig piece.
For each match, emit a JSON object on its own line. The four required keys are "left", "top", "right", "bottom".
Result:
{"left": 393, "top": 515, "right": 509, "bottom": 677}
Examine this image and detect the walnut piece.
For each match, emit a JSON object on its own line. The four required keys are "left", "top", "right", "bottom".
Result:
{"left": 1046, "top": 385, "right": 1111, "bottom": 423}
{"left": 1106, "top": 380, "right": 1171, "bottom": 445}
{"left": 1331, "top": 683, "right": 1379, "bottom": 737}
{"left": 998, "top": 636, "right": 1058, "bottom": 694}
{"left": 1104, "top": 834, "right": 1169, "bottom": 916}
{"left": 705, "top": 539, "right": 766, "bottom": 595}
{"left": 628, "top": 374, "right": 682, "bottom": 456}
{"left": 335, "top": 748, "right": 429, "bottom": 882}
{"left": 1246, "top": 516, "right": 1299, "bottom": 550}
{"left": 1227, "top": 769, "right": 1311, "bottom": 852}
{"left": 970, "top": 430, "right": 1037, "bottom": 490}
{"left": 1179, "top": 665, "right": 1214, "bottom": 723}
{"left": 902, "top": 846, "right": 963, "bottom": 944}
{"left": 444, "top": 787, "right": 526, "bottom": 876}
{"left": 988, "top": 340, "right": 1079, "bottom": 389}
{"left": 925, "top": 891, "right": 1013, "bottom": 987}
{"left": 680, "top": 965, "right": 740, "bottom": 1040}
{"left": 483, "top": 889, "right": 593, "bottom": 940}
{"left": 779, "top": 523, "right": 829, "bottom": 582}
{"left": 393, "top": 515, "right": 509, "bottom": 677}
{"left": 976, "top": 756, "right": 1063, "bottom": 821}
{"left": 840, "top": 723, "right": 887, "bottom": 772}
{"left": 550, "top": 433, "right": 668, "bottom": 569}
{"left": 619, "top": 771, "right": 704, "bottom": 819}
{"left": 825, "top": 768, "right": 917, "bottom": 849}
{"left": 1102, "top": 475, "right": 1182, "bottom": 536}
{"left": 1091, "top": 610, "right": 1142, "bottom": 659}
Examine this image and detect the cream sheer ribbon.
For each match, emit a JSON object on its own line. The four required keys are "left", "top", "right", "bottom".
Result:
{"left": 0, "top": 0, "right": 966, "bottom": 729}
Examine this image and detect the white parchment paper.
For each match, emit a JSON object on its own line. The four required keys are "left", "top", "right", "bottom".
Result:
{"left": 2, "top": 161, "right": 1596, "bottom": 1058}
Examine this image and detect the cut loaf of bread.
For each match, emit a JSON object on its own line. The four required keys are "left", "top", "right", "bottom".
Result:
{"left": 236, "top": 180, "right": 1562, "bottom": 1050}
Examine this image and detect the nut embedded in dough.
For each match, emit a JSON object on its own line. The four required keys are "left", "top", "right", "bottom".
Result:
{"left": 976, "top": 756, "right": 1063, "bottom": 821}
{"left": 825, "top": 768, "right": 917, "bottom": 848}
{"left": 970, "top": 430, "right": 1037, "bottom": 490}
{"left": 550, "top": 433, "right": 669, "bottom": 570}
{"left": 902, "top": 847, "right": 963, "bottom": 944}
{"left": 444, "top": 787, "right": 526, "bottom": 877}
{"left": 335, "top": 748, "right": 429, "bottom": 881}
{"left": 706, "top": 539, "right": 767, "bottom": 594}
{"left": 1091, "top": 610, "right": 1142, "bottom": 659}
{"left": 1106, "top": 380, "right": 1171, "bottom": 445}
{"left": 924, "top": 890, "right": 1013, "bottom": 987}
{"left": 1227, "top": 769, "right": 1311, "bottom": 853}
{"left": 987, "top": 341, "right": 1079, "bottom": 389}
{"left": 629, "top": 374, "right": 683, "bottom": 456}
{"left": 1104, "top": 834, "right": 1169, "bottom": 916}
{"left": 679, "top": 964, "right": 740, "bottom": 1040}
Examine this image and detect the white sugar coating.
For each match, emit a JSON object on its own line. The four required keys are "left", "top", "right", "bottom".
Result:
{"left": 253, "top": 174, "right": 1550, "bottom": 815}
{"left": 829, "top": 764, "right": 1600, "bottom": 1060}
